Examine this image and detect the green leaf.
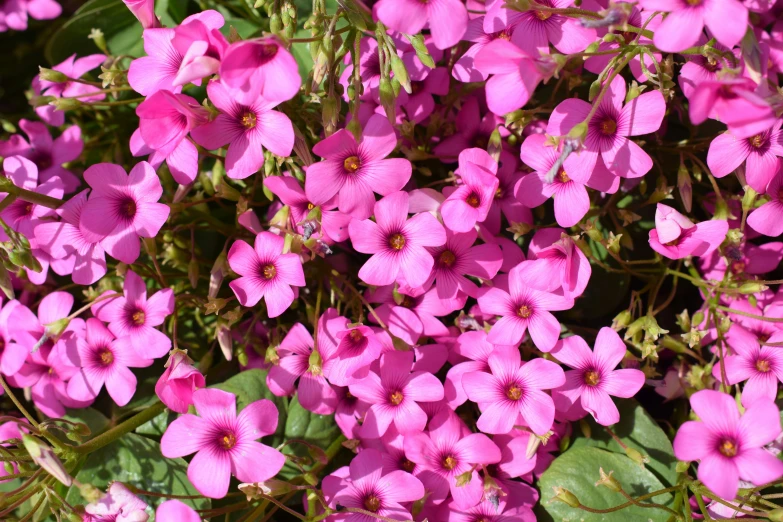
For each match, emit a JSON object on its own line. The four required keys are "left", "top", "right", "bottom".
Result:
{"left": 278, "top": 396, "right": 340, "bottom": 479}
{"left": 65, "top": 433, "right": 209, "bottom": 520}
{"left": 537, "top": 446, "right": 674, "bottom": 522}
{"left": 62, "top": 407, "right": 110, "bottom": 439}
{"left": 570, "top": 399, "right": 678, "bottom": 487}
{"left": 136, "top": 410, "right": 178, "bottom": 437}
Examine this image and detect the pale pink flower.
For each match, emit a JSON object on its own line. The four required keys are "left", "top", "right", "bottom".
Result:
{"left": 79, "top": 161, "right": 170, "bottom": 264}
{"left": 349, "top": 191, "right": 446, "bottom": 288}
{"left": 445, "top": 331, "right": 516, "bottom": 408}
{"left": 551, "top": 329, "right": 644, "bottom": 425}
{"left": 92, "top": 270, "right": 175, "bottom": 360}
{"left": 673, "top": 389, "right": 783, "bottom": 500}
{"left": 640, "top": 0, "right": 748, "bottom": 52}
{"left": 348, "top": 351, "right": 444, "bottom": 438}
{"left": 191, "top": 80, "right": 294, "bottom": 180}
{"left": 305, "top": 114, "right": 412, "bottom": 220}
{"left": 648, "top": 204, "right": 728, "bottom": 259}
{"left": 161, "top": 388, "right": 285, "bottom": 498}
{"left": 227, "top": 231, "right": 305, "bottom": 316}
{"left": 453, "top": 17, "right": 521, "bottom": 83}
{"left": 0, "top": 0, "right": 59, "bottom": 32}
{"left": 373, "top": 0, "right": 468, "bottom": 50}
{"left": 155, "top": 349, "right": 205, "bottom": 413}
{"left": 219, "top": 37, "right": 301, "bottom": 105}
{"left": 462, "top": 348, "right": 565, "bottom": 434}
{"left": 474, "top": 39, "right": 542, "bottom": 116}
{"left": 84, "top": 482, "right": 149, "bottom": 522}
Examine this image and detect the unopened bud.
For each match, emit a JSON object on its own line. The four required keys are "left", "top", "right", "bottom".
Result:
{"left": 678, "top": 163, "right": 692, "bottom": 212}
{"left": 38, "top": 67, "right": 68, "bottom": 83}
{"left": 768, "top": 508, "right": 783, "bottom": 521}
{"left": 379, "top": 77, "right": 396, "bottom": 123}
{"left": 487, "top": 127, "right": 503, "bottom": 162}
{"left": 22, "top": 435, "right": 72, "bottom": 486}
{"left": 612, "top": 310, "right": 632, "bottom": 330}
{"left": 188, "top": 257, "right": 199, "bottom": 289}
{"left": 216, "top": 322, "right": 233, "bottom": 361}
{"left": 739, "top": 281, "right": 767, "bottom": 294}
{"left": 742, "top": 186, "right": 757, "bottom": 212}
{"left": 215, "top": 180, "right": 241, "bottom": 201}
{"left": 52, "top": 98, "right": 83, "bottom": 111}
{"left": 624, "top": 446, "right": 649, "bottom": 468}
{"left": 390, "top": 55, "right": 411, "bottom": 94}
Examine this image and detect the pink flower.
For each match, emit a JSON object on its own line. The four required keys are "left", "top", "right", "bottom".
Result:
{"left": 79, "top": 161, "right": 170, "bottom": 264}
{"left": 219, "top": 37, "right": 301, "bottom": 105}
{"left": 474, "top": 39, "right": 541, "bottom": 116}
{"left": 191, "top": 80, "right": 294, "bottom": 180}
{"left": 373, "top": 0, "right": 468, "bottom": 50}
{"left": 349, "top": 191, "right": 447, "bottom": 287}
{"left": 227, "top": 231, "right": 305, "bottom": 316}
{"left": 673, "top": 389, "right": 783, "bottom": 500}
{"left": 0, "top": 301, "right": 29, "bottom": 377}
{"left": 551, "top": 328, "right": 644, "bottom": 425}
{"left": 155, "top": 349, "right": 205, "bottom": 413}
{"left": 747, "top": 166, "right": 783, "bottom": 236}
{"left": 689, "top": 77, "right": 775, "bottom": 139}
{"left": 648, "top": 204, "right": 728, "bottom": 259}
{"left": 92, "top": 270, "right": 175, "bottom": 360}
{"left": 547, "top": 75, "right": 665, "bottom": 179}
{"left": 34, "top": 190, "right": 108, "bottom": 285}
{"left": 713, "top": 325, "right": 783, "bottom": 407}
{"left": 0, "top": 119, "right": 82, "bottom": 192}
{"left": 445, "top": 331, "right": 515, "bottom": 408}
{"left": 66, "top": 318, "right": 152, "bottom": 407}
{"left": 453, "top": 17, "right": 519, "bottom": 83}
{"left": 34, "top": 54, "right": 105, "bottom": 126}
{"left": 433, "top": 97, "right": 505, "bottom": 160}
{"left": 84, "top": 482, "right": 149, "bottom": 522}
{"left": 348, "top": 351, "right": 444, "bottom": 438}
{"left": 708, "top": 120, "right": 783, "bottom": 193}
{"left": 366, "top": 285, "right": 457, "bottom": 345}
{"left": 161, "top": 388, "right": 285, "bottom": 498}
{"left": 640, "top": 0, "right": 747, "bottom": 52}
{"left": 123, "top": 0, "right": 160, "bottom": 29}
{"left": 0, "top": 0, "right": 59, "bottom": 32}
{"left": 462, "top": 348, "right": 565, "bottom": 435}
{"left": 515, "top": 231, "right": 592, "bottom": 299}
{"left": 478, "top": 264, "right": 573, "bottom": 349}
{"left": 700, "top": 240, "right": 783, "bottom": 281}
{"left": 441, "top": 150, "right": 499, "bottom": 233}
{"left": 325, "top": 325, "right": 384, "bottom": 386}
{"left": 135, "top": 90, "right": 208, "bottom": 184}
{"left": 155, "top": 500, "right": 200, "bottom": 522}
{"left": 128, "top": 27, "right": 183, "bottom": 95}
{"left": 404, "top": 410, "right": 501, "bottom": 509}
{"left": 305, "top": 114, "right": 412, "bottom": 220}
{"left": 0, "top": 156, "right": 63, "bottom": 237}
{"left": 322, "top": 448, "right": 425, "bottom": 521}
{"left": 170, "top": 10, "right": 227, "bottom": 87}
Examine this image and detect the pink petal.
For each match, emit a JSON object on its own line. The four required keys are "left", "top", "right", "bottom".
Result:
{"left": 161, "top": 414, "right": 208, "bottom": 457}
{"left": 617, "top": 91, "right": 665, "bottom": 136}
{"left": 673, "top": 420, "right": 715, "bottom": 461}
{"left": 188, "top": 447, "right": 231, "bottom": 498}
{"left": 230, "top": 441, "right": 286, "bottom": 483}
{"left": 707, "top": 133, "right": 750, "bottom": 178}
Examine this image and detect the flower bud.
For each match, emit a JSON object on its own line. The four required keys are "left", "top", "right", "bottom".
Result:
{"left": 22, "top": 435, "right": 72, "bottom": 486}
{"left": 390, "top": 55, "right": 411, "bottom": 94}
{"left": 742, "top": 186, "right": 757, "bottom": 212}
{"left": 216, "top": 322, "right": 233, "bottom": 361}
{"left": 739, "top": 281, "right": 767, "bottom": 295}
{"left": 88, "top": 28, "right": 108, "bottom": 53}
{"left": 549, "top": 487, "right": 580, "bottom": 508}
{"left": 379, "top": 77, "right": 396, "bottom": 123}
{"left": 239, "top": 479, "right": 294, "bottom": 500}
{"left": 38, "top": 67, "right": 68, "bottom": 83}
{"left": 678, "top": 163, "right": 692, "bottom": 212}
{"left": 767, "top": 508, "right": 783, "bottom": 521}
{"left": 612, "top": 310, "right": 632, "bottom": 330}
{"left": 215, "top": 180, "right": 241, "bottom": 201}
{"left": 624, "top": 446, "right": 649, "bottom": 468}
{"left": 52, "top": 98, "right": 83, "bottom": 111}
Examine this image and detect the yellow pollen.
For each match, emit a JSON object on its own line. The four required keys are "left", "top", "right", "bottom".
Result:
{"left": 389, "top": 390, "right": 404, "bottom": 405}
{"left": 506, "top": 385, "right": 522, "bottom": 401}
{"left": 438, "top": 250, "right": 456, "bottom": 267}
{"left": 517, "top": 305, "right": 532, "bottom": 318}
{"left": 262, "top": 264, "right": 276, "bottom": 280}
{"left": 132, "top": 310, "right": 146, "bottom": 325}
{"left": 241, "top": 111, "right": 257, "bottom": 129}
{"left": 220, "top": 432, "right": 237, "bottom": 450}
{"left": 756, "top": 359, "right": 771, "bottom": 373}
{"left": 343, "top": 156, "right": 361, "bottom": 173}
{"left": 719, "top": 439, "right": 737, "bottom": 457}
{"left": 600, "top": 119, "right": 617, "bottom": 135}
{"left": 558, "top": 170, "right": 570, "bottom": 183}
{"left": 364, "top": 495, "right": 381, "bottom": 512}
{"left": 750, "top": 134, "right": 764, "bottom": 148}
{"left": 389, "top": 233, "right": 406, "bottom": 250}
{"left": 442, "top": 455, "right": 457, "bottom": 470}
{"left": 98, "top": 348, "right": 114, "bottom": 366}
{"left": 307, "top": 203, "right": 315, "bottom": 210}
{"left": 584, "top": 370, "right": 600, "bottom": 386}
{"left": 535, "top": 10, "right": 552, "bottom": 20}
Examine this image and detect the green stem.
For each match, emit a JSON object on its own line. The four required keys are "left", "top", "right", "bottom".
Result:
{"left": 716, "top": 305, "right": 783, "bottom": 323}
{"left": 0, "top": 178, "right": 62, "bottom": 209}
{"left": 74, "top": 402, "right": 166, "bottom": 454}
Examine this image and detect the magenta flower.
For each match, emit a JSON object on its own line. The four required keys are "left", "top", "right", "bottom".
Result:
{"left": 227, "top": 231, "right": 305, "bottom": 316}
{"left": 478, "top": 264, "right": 573, "bottom": 349}
{"left": 366, "top": 285, "right": 456, "bottom": 345}
{"left": 305, "top": 114, "right": 412, "bottom": 220}
{"left": 474, "top": 39, "right": 541, "bottom": 117}
{"left": 128, "top": 27, "right": 183, "bottom": 95}
{"left": 66, "top": 318, "right": 152, "bottom": 407}
{"left": 673, "top": 389, "right": 783, "bottom": 500}
{"left": 445, "top": 331, "right": 516, "bottom": 408}
{"left": 322, "top": 448, "right": 425, "bottom": 521}
{"left": 707, "top": 120, "right": 783, "bottom": 193}
{"left": 123, "top": 0, "right": 160, "bottom": 29}
{"left": 325, "top": 324, "right": 384, "bottom": 386}
{"left": 373, "top": 0, "right": 468, "bottom": 50}
{"left": 551, "top": 329, "right": 644, "bottom": 426}
{"left": 0, "top": 0, "right": 59, "bottom": 32}
{"left": 266, "top": 310, "right": 344, "bottom": 414}
{"left": 34, "top": 190, "right": 107, "bottom": 285}
{"left": 155, "top": 349, "right": 205, "bottom": 413}
{"left": 516, "top": 231, "right": 592, "bottom": 299}
{"left": 548, "top": 75, "right": 665, "bottom": 179}
{"left": 0, "top": 155, "right": 63, "bottom": 237}
{"left": 170, "top": 10, "right": 227, "bottom": 87}
{"left": 441, "top": 152, "right": 499, "bottom": 233}
{"left": 0, "top": 119, "right": 82, "bottom": 192}
{"left": 34, "top": 54, "right": 105, "bottom": 126}
{"left": 348, "top": 351, "right": 444, "bottom": 438}
{"left": 453, "top": 17, "right": 519, "bottom": 83}
{"left": 219, "top": 38, "right": 301, "bottom": 105}
{"left": 689, "top": 77, "right": 775, "bottom": 139}
{"left": 93, "top": 270, "right": 175, "bottom": 360}
{"left": 191, "top": 80, "right": 294, "bottom": 180}
{"left": 79, "top": 161, "right": 170, "bottom": 264}
{"left": 424, "top": 228, "right": 503, "bottom": 301}
{"left": 161, "top": 388, "right": 286, "bottom": 499}
{"left": 640, "top": 0, "right": 747, "bottom": 52}
{"left": 155, "top": 500, "right": 200, "bottom": 522}
{"left": 0, "top": 301, "right": 30, "bottom": 377}
{"left": 648, "top": 204, "right": 728, "bottom": 259}
{"left": 404, "top": 410, "right": 502, "bottom": 509}
{"left": 747, "top": 167, "right": 783, "bottom": 237}
{"left": 713, "top": 326, "right": 783, "bottom": 407}
{"left": 84, "top": 482, "right": 149, "bottom": 522}
{"left": 462, "top": 348, "right": 565, "bottom": 435}
{"left": 349, "top": 191, "right": 446, "bottom": 288}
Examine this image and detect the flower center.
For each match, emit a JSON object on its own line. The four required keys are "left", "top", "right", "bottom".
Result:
{"left": 399, "top": 295, "right": 415, "bottom": 308}
{"left": 495, "top": 187, "right": 504, "bottom": 199}
{"left": 98, "top": 347, "right": 114, "bottom": 366}
{"left": 349, "top": 329, "right": 363, "bottom": 342}
{"left": 600, "top": 119, "right": 617, "bottom": 135}
{"left": 584, "top": 370, "right": 600, "bottom": 386}
{"left": 558, "top": 170, "right": 570, "bottom": 183}
{"left": 496, "top": 30, "right": 512, "bottom": 40}
{"left": 364, "top": 494, "right": 381, "bottom": 512}
{"left": 343, "top": 156, "right": 361, "bottom": 173}
{"left": 241, "top": 111, "right": 257, "bottom": 129}
{"left": 506, "top": 384, "right": 522, "bottom": 401}
{"left": 389, "top": 390, "right": 404, "bottom": 405}
{"left": 438, "top": 250, "right": 456, "bottom": 267}
{"left": 219, "top": 432, "right": 237, "bottom": 450}
{"left": 718, "top": 438, "right": 737, "bottom": 457}
{"left": 466, "top": 192, "right": 481, "bottom": 208}
{"left": 756, "top": 359, "right": 771, "bottom": 372}
{"left": 749, "top": 134, "right": 764, "bottom": 148}
{"left": 402, "top": 459, "right": 416, "bottom": 472}
{"left": 686, "top": 0, "right": 702, "bottom": 5}
{"left": 442, "top": 455, "right": 457, "bottom": 470}
{"left": 389, "top": 233, "right": 406, "bottom": 250}
{"left": 517, "top": 305, "right": 532, "bottom": 318}
{"left": 262, "top": 263, "right": 276, "bottom": 280}
{"left": 730, "top": 261, "right": 746, "bottom": 274}
{"left": 535, "top": 9, "right": 552, "bottom": 20}
{"left": 132, "top": 310, "right": 146, "bottom": 325}
{"left": 121, "top": 199, "right": 137, "bottom": 218}
{"left": 307, "top": 202, "right": 315, "bottom": 210}
{"left": 258, "top": 43, "right": 279, "bottom": 63}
